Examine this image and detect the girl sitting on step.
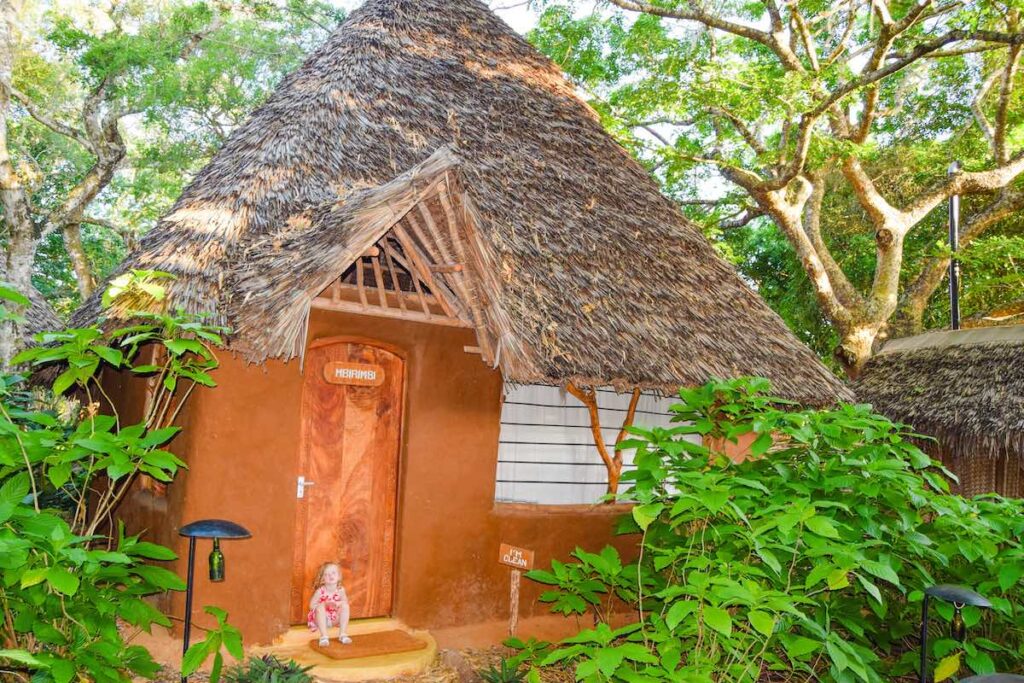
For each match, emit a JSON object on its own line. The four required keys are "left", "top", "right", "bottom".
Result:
{"left": 308, "top": 562, "right": 352, "bottom": 646}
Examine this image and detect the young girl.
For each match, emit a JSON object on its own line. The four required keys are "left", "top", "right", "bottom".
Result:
{"left": 307, "top": 562, "right": 352, "bottom": 646}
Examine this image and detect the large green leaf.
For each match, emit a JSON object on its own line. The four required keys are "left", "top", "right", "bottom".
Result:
{"left": 0, "top": 649, "right": 44, "bottom": 667}
{"left": 805, "top": 516, "right": 840, "bottom": 539}
{"left": 665, "top": 600, "right": 696, "bottom": 630}
{"left": 127, "top": 541, "right": 177, "bottom": 561}
{"left": 748, "top": 611, "right": 775, "bottom": 637}
{"left": 632, "top": 502, "right": 663, "bottom": 530}
{"left": 999, "top": 563, "right": 1024, "bottom": 592}
{"left": 934, "top": 653, "right": 961, "bottom": 682}
{"left": 702, "top": 606, "right": 732, "bottom": 638}
{"left": 46, "top": 566, "right": 80, "bottom": 596}
{"left": 862, "top": 559, "right": 900, "bottom": 587}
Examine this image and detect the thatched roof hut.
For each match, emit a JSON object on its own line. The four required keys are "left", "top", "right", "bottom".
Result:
{"left": 73, "top": 0, "right": 848, "bottom": 405}
{"left": 855, "top": 325, "right": 1024, "bottom": 496}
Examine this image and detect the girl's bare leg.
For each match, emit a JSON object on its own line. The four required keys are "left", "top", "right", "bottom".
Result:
{"left": 337, "top": 600, "right": 351, "bottom": 642}
{"left": 315, "top": 604, "right": 330, "bottom": 640}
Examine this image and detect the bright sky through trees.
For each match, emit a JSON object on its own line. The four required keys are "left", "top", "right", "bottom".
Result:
{"left": 331, "top": 0, "right": 540, "bottom": 33}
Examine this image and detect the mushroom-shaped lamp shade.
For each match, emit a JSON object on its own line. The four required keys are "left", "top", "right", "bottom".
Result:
{"left": 179, "top": 519, "right": 251, "bottom": 539}
{"left": 960, "top": 676, "right": 1024, "bottom": 683}
{"left": 924, "top": 585, "right": 992, "bottom": 607}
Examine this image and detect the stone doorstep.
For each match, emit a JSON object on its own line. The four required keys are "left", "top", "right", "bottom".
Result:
{"left": 250, "top": 618, "right": 437, "bottom": 682}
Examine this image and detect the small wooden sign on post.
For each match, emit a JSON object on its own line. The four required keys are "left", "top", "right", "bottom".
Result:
{"left": 323, "top": 362, "right": 385, "bottom": 387}
{"left": 499, "top": 543, "right": 534, "bottom": 637}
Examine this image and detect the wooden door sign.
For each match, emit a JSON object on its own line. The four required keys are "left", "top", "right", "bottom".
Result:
{"left": 323, "top": 361, "right": 385, "bottom": 387}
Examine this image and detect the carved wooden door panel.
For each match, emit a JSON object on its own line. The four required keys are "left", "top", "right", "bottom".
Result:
{"left": 290, "top": 339, "right": 403, "bottom": 622}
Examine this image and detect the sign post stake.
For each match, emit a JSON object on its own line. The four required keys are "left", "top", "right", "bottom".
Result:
{"left": 510, "top": 568, "right": 521, "bottom": 637}
{"left": 499, "top": 542, "right": 534, "bottom": 638}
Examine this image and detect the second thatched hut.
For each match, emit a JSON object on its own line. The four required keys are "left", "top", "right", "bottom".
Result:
{"left": 856, "top": 325, "right": 1024, "bottom": 497}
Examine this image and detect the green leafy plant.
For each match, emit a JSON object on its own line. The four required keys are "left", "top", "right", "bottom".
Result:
{"left": 223, "top": 654, "right": 314, "bottom": 683}
{"left": 522, "top": 378, "right": 1024, "bottom": 682}
{"left": 182, "top": 606, "right": 245, "bottom": 682}
{"left": 0, "top": 277, "right": 231, "bottom": 682}
{"left": 479, "top": 658, "right": 529, "bottom": 683}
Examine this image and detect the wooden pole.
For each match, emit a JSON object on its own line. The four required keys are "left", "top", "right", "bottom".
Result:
{"left": 510, "top": 568, "right": 521, "bottom": 638}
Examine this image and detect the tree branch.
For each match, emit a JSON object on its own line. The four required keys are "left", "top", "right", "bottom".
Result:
{"left": 720, "top": 207, "right": 765, "bottom": 229}
{"left": 606, "top": 0, "right": 806, "bottom": 71}
{"left": 790, "top": 7, "right": 820, "bottom": 71}
{"left": 902, "top": 152, "right": 1024, "bottom": 226}
{"left": 971, "top": 68, "right": 1000, "bottom": 155}
{"left": 841, "top": 157, "right": 901, "bottom": 227}
{"left": 754, "top": 178, "right": 854, "bottom": 328}
{"left": 566, "top": 382, "right": 621, "bottom": 495}
{"left": 5, "top": 85, "right": 94, "bottom": 152}
{"left": 709, "top": 106, "right": 766, "bottom": 155}
{"left": 804, "top": 172, "right": 862, "bottom": 309}
{"left": 813, "top": 29, "right": 1024, "bottom": 122}
{"left": 896, "top": 187, "right": 1024, "bottom": 331}
{"left": 994, "top": 45, "right": 1022, "bottom": 163}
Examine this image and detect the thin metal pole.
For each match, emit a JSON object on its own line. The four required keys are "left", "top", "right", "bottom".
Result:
{"left": 948, "top": 161, "right": 961, "bottom": 330}
{"left": 919, "top": 594, "right": 930, "bottom": 683}
{"left": 181, "top": 536, "right": 196, "bottom": 683}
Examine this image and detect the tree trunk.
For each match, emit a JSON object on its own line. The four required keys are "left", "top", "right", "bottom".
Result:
{"left": 62, "top": 223, "right": 96, "bottom": 298}
{"left": 0, "top": 0, "right": 35, "bottom": 363}
{"left": 834, "top": 320, "right": 887, "bottom": 379}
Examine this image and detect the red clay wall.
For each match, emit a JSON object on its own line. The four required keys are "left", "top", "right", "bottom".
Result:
{"left": 114, "top": 308, "right": 639, "bottom": 645}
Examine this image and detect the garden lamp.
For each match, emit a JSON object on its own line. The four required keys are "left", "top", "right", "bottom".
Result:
{"left": 919, "top": 584, "right": 990, "bottom": 683}
{"left": 179, "top": 519, "right": 251, "bottom": 683}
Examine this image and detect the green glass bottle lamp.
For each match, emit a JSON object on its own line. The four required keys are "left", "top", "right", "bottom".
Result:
{"left": 919, "top": 585, "right": 990, "bottom": 683}
{"left": 178, "top": 519, "right": 251, "bottom": 683}
{"left": 209, "top": 538, "right": 225, "bottom": 582}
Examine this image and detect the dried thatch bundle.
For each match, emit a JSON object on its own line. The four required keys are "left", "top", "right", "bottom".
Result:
{"left": 855, "top": 326, "right": 1024, "bottom": 495}
{"left": 72, "top": 0, "right": 849, "bottom": 405}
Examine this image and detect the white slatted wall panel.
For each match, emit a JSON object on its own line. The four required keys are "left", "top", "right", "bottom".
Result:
{"left": 495, "top": 384, "right": 685, "bottom": 505}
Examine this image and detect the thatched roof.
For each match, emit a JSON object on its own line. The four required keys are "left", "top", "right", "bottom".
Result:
{"left": 855, "top": 326, "right": 1024, "bottom": 460}
{"left": 0, "top": 268, "right": 62, "bottom": 341}
{"left": 72, "top": 0, "right": 850, "bottom": 405}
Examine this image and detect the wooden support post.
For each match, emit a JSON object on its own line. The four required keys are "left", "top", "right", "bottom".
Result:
{"left": 356, "top": 259, "right": 368, "bottom": 310}
{"left": 384, "top": 241, "right": 431, "bottom": 319}
{"left": 435, "top": 189, "right": 495, "bottom": 363}
{"left": 382, "top": 245, "right": 407, "bottom": 312}
{"left": 393, "top": 222, "right": 461, "bottom": 320}
{"left": 566, "top": 384, "right": 642, "bottom": 497}
{"left": 510, "top": 569, "right": 521, "bottom": 638}
{"left": 429, "top": 263, "right": 464, "bottom": 273}
{"left": 371, "top": 256, "right": 389, "bottom": 309}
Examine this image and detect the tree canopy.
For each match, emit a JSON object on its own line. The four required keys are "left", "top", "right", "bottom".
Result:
{"left": 529, "top": 0, "right": 1024, "bottom": 374}
{"left": 3, "top": 0, "right": 1022, "bottom": 372}
{"left": 1, "top": 0, "right": 342, "bottom": 336}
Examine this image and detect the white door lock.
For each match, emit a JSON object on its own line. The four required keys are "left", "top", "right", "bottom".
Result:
{"left": 297, "top": 476, "right": 315, "bottom": 499}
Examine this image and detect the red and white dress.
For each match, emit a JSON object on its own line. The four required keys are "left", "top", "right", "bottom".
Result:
{"left": 307, "top": 586, "right": 347, "bottom": 630}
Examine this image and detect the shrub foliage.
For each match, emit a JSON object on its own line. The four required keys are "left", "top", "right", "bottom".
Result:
{"left": 0, "top": 278, "right": 229, "bottom": 682}
{"left": 523, "top": 378, "right": 1024, "bottom": 682}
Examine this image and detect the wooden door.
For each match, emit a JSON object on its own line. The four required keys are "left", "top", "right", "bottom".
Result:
{"left": 290, "top": 339, "right": 404, "bottom": 622}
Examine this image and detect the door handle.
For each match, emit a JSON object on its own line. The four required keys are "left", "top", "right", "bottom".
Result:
{"left": 297, "top": 476, "right": 316, "bottom": 499}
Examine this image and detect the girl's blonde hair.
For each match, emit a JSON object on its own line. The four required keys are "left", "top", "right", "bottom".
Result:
{"left": 312, "top": 561, "right": 342, "bottom": 590}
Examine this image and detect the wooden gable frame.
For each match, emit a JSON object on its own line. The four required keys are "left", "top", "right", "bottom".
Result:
{"left": 310, "top": 173, "right": 503, "bottom": 366}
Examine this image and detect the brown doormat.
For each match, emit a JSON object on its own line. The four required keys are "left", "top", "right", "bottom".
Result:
{"left": 310, "top": 630, "right": 428, "bottom": 661}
